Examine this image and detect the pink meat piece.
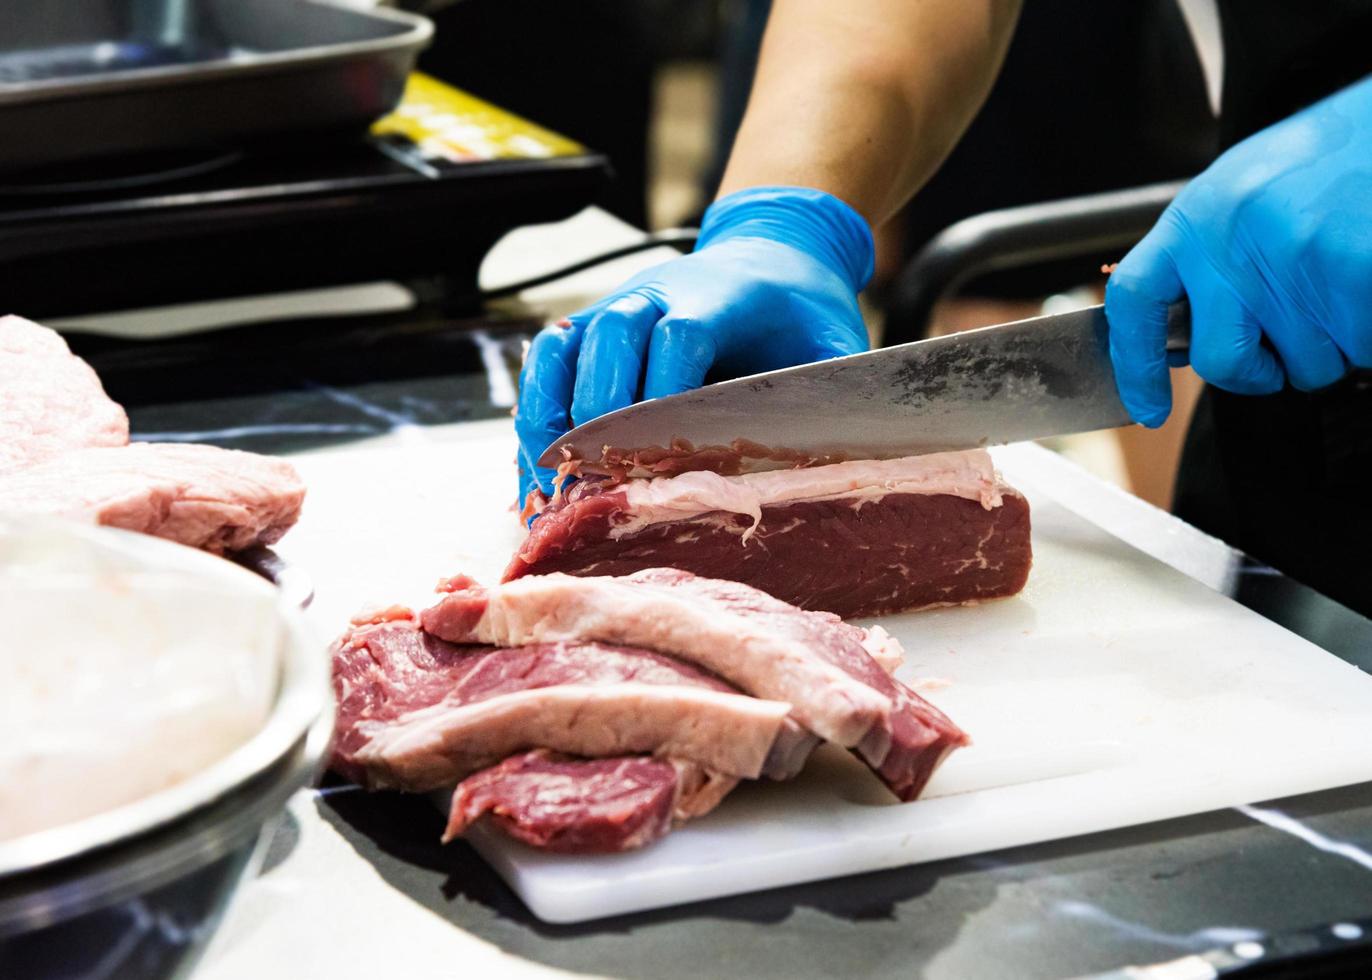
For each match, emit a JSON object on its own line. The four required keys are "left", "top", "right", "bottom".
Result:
{"left": 507, "top": 454, "right": 1032, "bottom": 619}
{"left": 330, "top": 618, "right": 801, "bottom": 793}
{"left": 445, "top": 750, "right": 736, "bottom": 853}
{"left": 0, "top": 443, "right": 305, "bottom": 554}
{"left": 0, "top": 315, "right": 128, "bottom": 476}
{"left": 421, "top": 568, "right": 969, "bottom": 801}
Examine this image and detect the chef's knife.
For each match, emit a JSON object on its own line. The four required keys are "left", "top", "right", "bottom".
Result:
{"left": 538, "top": 303, "right": 1190, "bottom": 471}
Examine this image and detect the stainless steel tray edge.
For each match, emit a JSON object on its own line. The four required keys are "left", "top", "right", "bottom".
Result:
{"left": 0, "top": 3, "right": 434, "bottom": 105}
{"left": 0, "top": 1, "right": 435, "bottom": 171}
{"left": 0, "top": 537, "right": 332, "bottom": 880}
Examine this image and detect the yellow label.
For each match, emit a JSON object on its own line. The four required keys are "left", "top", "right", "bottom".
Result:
{"left": 372, "top": 73, "right": 585, "bottom": 162}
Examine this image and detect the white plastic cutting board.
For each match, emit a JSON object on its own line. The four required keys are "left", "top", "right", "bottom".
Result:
{"left": 276, "top": 420, "right": 1372, "bottom": 924}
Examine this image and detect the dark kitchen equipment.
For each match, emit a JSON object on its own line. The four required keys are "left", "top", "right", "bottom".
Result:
{"left": 0, "top": 110, "right": 610, "bottom": 318}
{"left": 0, "top": 0, "right": 433, "bottom": 174}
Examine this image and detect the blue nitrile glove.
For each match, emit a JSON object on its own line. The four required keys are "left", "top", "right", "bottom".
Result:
{"left": 515, "top": 186, "right": 875, "bottom": 507}
{"left": 1105, "top": 73, "right": 1372, "bottom": 427}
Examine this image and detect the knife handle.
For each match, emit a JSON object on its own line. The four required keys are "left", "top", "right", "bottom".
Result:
{"left": 1165, "top": 299, "right": 1191, "bottom": 354}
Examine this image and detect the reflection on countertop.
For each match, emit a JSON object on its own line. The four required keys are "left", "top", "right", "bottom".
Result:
{"left": 65, "top": 307, "right": 533, "bottom": 457}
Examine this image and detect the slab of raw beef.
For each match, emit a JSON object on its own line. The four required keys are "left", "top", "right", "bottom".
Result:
{"left": 0, "top": 443, "right": 305, "bottom": 554}
{"left": 506, "top": 452, "right": 1031, "bottom": 619}
{"left": 420, "top": 568, "right": 969, "bottom": 801}
{"left": 0, "top": 315, "right": 128, "bottom": 476}
{"left": 330, "top": 616, "right": 804, "bottom": 793}
{"left": 445, "top": 750, "right": 736, "bottom": 853}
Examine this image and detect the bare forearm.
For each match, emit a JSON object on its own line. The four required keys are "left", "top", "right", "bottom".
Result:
{"left": 718, "top": 0, "right": 1020, "bottom": 226}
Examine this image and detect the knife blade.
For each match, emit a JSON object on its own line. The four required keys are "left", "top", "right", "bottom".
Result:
{"left": 538, "top": 303, "right": 1189, "bottom": 472}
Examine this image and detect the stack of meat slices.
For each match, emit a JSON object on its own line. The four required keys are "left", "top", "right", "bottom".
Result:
{"left": 0, "top": 315, "right": 304, "bottom": 554}
{"left": 331, "top": 568, "right": 969, "bottom": 854}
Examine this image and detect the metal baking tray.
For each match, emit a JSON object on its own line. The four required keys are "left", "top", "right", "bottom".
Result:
{"left": 0, "top": 520, "right": 331, "bottom": 880}
{"left": 0, "top": 0, "right": 433, "bottom": 174}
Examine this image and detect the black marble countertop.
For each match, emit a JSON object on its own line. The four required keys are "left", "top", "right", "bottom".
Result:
{"left": 68, "top": 309, "right": 1372, "bottom": 980}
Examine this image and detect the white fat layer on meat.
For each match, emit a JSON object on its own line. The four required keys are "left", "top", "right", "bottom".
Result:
{"left": 668, "top": 760, "right": 740, "bottom": 824}
{"left": 459, "top": 575, "right": 893, "bottom": 746}
{"left": 860, "top": 626, "right": 906, "bottom": 675}
{"left": 355, "top": 683, "right": 792, "bottom": 784}
{"left": 611, "top": 451, "right": 1006, "bottom": 542}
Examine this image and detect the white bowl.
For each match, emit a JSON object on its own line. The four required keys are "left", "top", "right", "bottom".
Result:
{"left": 0, "top": 518, "right": 333, "bottom": 976}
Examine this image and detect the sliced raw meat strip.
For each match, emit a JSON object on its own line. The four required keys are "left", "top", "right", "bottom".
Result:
{"left": 422, "top": 572, "right": 885, "bottom": 745}
{"left": 331, "top": 619, "right": 795, "bottom": 792}
{"left": 420, "top": 568, "right": 969, "bottom": 800}
{"left": 0, "top": 443, "right": 305, "bottom": 554}
{"left": 333, "top": 613, "right": 815, "bottom": 782}
{"left": 506, "top": 452, "right": 1032, "bottom": 618}
{"left": 0, "top": 315, "right": 128, "bottom": 476}
{"left": 355, "top": 684, "right": 785, "bottom": 791}
{"left": 444, "top": 751, "right": 736, "bottom": 853}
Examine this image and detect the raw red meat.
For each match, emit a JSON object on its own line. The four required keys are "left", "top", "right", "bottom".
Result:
{"left": 445, "top": 750, "right": 736, "bottom": 853}
{"left": 0, "top": 443, "right": 305, "bottom": 554}
{"left": 0, "top": 316, "right": 304, "bottom": 554}
{"left": 0, "top": 315, "right": 128, "bottom": 476}
{"left": 507, "top": 452, "right": 1032, "bottom": 619}
{"left": 330, "top": 617, "right": 802, "bottom": 793}
{"left": 421, "top": 568, "right": 969, "bottom": 801}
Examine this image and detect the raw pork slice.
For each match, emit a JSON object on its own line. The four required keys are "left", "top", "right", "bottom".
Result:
{"left": 421, "top": 568, "right": 969, "bottom": 801}
{"left": 445, "top": 750, "right": 736, "bottom": 853}
{"left": 0, "top": 315, "right": 128, "bottom": 476}
{"left": 507, "top": 452, "right": 1031, "bottom": 618}
{"left": 0, "top": 443, "right": 305, "bottom": 554}
{"left": 330, "top": 617, "right": 801, "bottom": 793}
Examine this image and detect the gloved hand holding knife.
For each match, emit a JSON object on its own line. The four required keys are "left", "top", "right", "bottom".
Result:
{"left": 516, "top": 0, "right": 1013, "bottom": 505}
{"left": 516, "top": 187, "right": 874, "bottom": 506}
{"left": 1106, "top": 72, "right": 1372, "bottom": 427}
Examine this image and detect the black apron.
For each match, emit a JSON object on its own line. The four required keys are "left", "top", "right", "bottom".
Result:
{"left": 1172, "top": 0, "right": 1372, "bottom": 615}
